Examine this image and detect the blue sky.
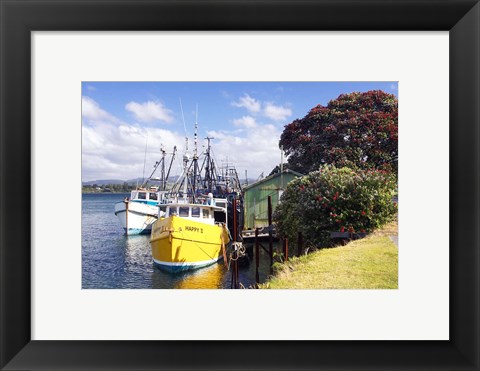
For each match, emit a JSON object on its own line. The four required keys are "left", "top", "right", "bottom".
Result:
{"left": 82, "top": 81, "right": 398, "bottom": 181}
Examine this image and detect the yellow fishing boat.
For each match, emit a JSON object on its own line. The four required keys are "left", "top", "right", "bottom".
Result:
{"left": 150, "top": 201, "right": 230, "bottom": 273}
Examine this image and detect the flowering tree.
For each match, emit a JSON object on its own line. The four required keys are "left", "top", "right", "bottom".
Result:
{"left": 274, "top": 166, "right": 397, "bottom": 248}
{"left": 280, "top": 90, "right": 398, "bottom": 174}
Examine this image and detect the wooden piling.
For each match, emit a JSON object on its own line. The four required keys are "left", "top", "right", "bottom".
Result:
{"left": 231, "top": 260, "right": 234, "bottom": 289}
{"left": 233, "top": 198, "right": 237, "bottom": 242}
{"left": 233, "top": 198, "right": 239, "bottom": 289}
{"left": 268, "top": 195, "right": 273, "bottom": 226}
{"left": 297, "top": 232, "right": 303, "bottom": 257}
{"left": 255, "top": 228, "right": 259, "bottom": 286}
{"left": 267, "top": 196, "right": 273, "bottom": 275}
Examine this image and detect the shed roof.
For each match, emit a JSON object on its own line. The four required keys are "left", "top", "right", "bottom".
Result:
{"left": 244, "top": 169, "right": 304, "bottom": 191}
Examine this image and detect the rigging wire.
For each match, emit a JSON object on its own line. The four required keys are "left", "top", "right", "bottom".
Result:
{"left": 141, "top": 132, "right": 148, "bottom": 185}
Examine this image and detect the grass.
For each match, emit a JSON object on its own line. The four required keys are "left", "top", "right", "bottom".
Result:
{"left": 261, "top": 220, "right": 398, "bottom": 289}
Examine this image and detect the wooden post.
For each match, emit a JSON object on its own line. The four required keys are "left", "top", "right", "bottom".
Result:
{"left": 297, "top": 232, "right": 303, "bottom": 257}
{"left": 255, "top": 228, "right": 259, "bottom": 286}
{"left": 233, "top": 198, "right": 237, "bottom": 242}
{"left": 232, "top": 198, "right": 239, "bottom": 289}
{"left": 268, "top": 195, "right": 273, "bottom": 226}
{"left": 268, "top": 196, "right": 273, "bottom": 275}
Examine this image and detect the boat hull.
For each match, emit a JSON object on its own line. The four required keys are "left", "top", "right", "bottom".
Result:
{"left": 150, "top": 216, "right": 229, "bottom": 273}
{"left": 114, "top": 201, "right": 158, "bottom": 235}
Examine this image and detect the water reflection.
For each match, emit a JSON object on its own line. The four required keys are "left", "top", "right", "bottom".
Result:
{"left": 174, "top": 263, "right": 225, "bottom": 289}
{"left": 82, "top": 193, "right": 274, "bottom": 289}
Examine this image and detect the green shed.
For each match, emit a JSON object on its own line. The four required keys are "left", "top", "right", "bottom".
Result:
{"left": 243, "top": 169, "right": 303, "bottom": 230}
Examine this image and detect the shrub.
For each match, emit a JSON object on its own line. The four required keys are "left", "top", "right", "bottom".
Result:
{"left": 274, "top": 166, "right": 397, "bottom": 248}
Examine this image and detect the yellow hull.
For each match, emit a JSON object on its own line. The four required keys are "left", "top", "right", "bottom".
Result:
{"left": 150, "top": 216, "right": 230, "bottom": 273}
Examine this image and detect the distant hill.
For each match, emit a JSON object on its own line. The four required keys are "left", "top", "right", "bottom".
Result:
{"left": 82, "top": 175, "right": 264, "bottom": 188}
{"left": 82, "top": 176, "right": 181, "bottom": 186}
{"left": 82, "top": 179, "right": 125, "bottom": 186}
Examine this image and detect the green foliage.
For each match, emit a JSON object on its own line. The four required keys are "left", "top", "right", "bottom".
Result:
{"left": 273, "top": 166, "right": 397, "bottom": 248}
{"left": 82, "top": 182, "right": 134, "bottom": 193}
{"left": 279, "top": 90, "right": 398, "bottom": 174}
{"left": 273, "top": 176, "right": 303, "bottom": 245}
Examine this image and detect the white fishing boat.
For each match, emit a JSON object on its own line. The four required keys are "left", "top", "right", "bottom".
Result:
{"left": 114, "top": 146, "right": 177, "bottom": 235}
{"left": 114, "top": 187, "right": 166, "bottom": 235}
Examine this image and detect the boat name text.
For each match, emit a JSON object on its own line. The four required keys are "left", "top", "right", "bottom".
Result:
{"left": 184, "top": 226, "right": 203, "bottom": 233}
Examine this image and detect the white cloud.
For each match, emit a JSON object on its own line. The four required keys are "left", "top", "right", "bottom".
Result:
{"left": 232, "top": 94, "right": 292, "bottom": 123}
{"left": 231, "top": 94, "right": 261, "bottom": 114}
{"left": 82, "top": 123, "right": 186, "bottom": 181}
{"left": 125, "top": 100, "right": 174, "bottom": 123}
{"left": 206, "top": 123, "right": 282, "bottom": 178}
{"left": 263, "top": 102, "right": 292, "bottom": 121}
{"left": 82, "top": 98, "right": 185, "bottom": 181}
{"left": 232, "top": 116, "right": 257, "bottom": 128}
{"left": 86, "top": 85, "right": 96, "bottom": 91}
{"left": 82, "top": 96, "right": 120, "bottom": 124}
{"left": 82, "top": 96, "right": 283, "bottom": 181}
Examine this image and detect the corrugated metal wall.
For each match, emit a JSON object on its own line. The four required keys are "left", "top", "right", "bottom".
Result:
{"left": 244, "top": 173, "right": 297, "bottom": 229}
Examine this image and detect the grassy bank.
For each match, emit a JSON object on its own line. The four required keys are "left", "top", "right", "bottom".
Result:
{"left": 262, "top": 221, "right": 398, "bottom": 289}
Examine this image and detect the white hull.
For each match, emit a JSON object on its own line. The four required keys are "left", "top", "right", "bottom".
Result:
{"left": 114, "top": 201, "right": 159, "bottom": 235}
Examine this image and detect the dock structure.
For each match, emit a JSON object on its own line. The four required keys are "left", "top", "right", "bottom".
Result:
{"left": 241, "top": 169, "right": 303, "bottom": 240}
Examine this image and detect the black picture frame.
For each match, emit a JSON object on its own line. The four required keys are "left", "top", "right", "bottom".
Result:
{"left": 1, "top": 0, "right": 479, "bottom": 370}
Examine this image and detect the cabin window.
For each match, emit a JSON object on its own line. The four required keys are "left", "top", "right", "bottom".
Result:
{"left": 191, "top": 207, "right": 200, "bottom": 217}
{"left": 216, "top": 202, "right": 226, "bottom": 208}
{"left": 149, "top": 193, "right": 158, "bottom": 201}
{"left": 159, "top": 205, "right": 167, "bottom": 213}
{"left": 214, "top": 211, "right": 226, "bottom": 224}
{"left": 202, "top": 209, "right": 210, "bottom": 218}
{"left": 179, "top": 207, "right": 189, "bottom": 217}
{"left": 138, "top": 192, "right": 147, "bottom": 200}
{"left": 169, "top": 207, "right": 178, "bottom": 216}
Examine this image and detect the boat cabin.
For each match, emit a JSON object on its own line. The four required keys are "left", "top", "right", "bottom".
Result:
{"left": 161, "top": 202, "right": 228, "bottom": 226}
{"left": 130, "top": 189, "right": 163, "bottom": 205}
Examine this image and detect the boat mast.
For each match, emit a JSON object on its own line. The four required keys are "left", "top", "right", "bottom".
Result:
{"left": 141, "top": 144, "right": 164, "bottom": 189}
{"left": 160, "top": 146, "right": 166, "bottom": 191}
{"left": 183, "top": 152, "right": 189, "bottom": 203}
{"left": 204, "top": 136, "right": 214, "bottom": 193}
{"left": 179, "top": 98, "right": 190, "bottom": 202}
{"left": 192, "top": 105, "right": 199, "bottom": 203}
{"left": 141, "top": 133, "right": 148, "bottom": 187}
{"left": 165, "top": 145, "right": 177, "bottom": 190}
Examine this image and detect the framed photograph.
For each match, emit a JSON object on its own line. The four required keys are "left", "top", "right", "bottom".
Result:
{"left": 1, "top": 0, "right": 479, "bottom": 370}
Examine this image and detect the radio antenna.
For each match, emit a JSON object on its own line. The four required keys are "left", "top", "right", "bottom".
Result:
{"left": 179, "top": 98, "right": 188, "bottom": 154}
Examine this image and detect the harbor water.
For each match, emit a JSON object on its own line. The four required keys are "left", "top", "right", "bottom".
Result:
{"left": 82, "top": 193, "right": 273, "bottom": 289}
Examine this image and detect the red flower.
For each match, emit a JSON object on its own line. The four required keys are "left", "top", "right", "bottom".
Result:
{"left": 340, "top": 226, "right": 345, "bottom": 232}
{"left": 361, "top": 211, "right": 366, "bottom": 216}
